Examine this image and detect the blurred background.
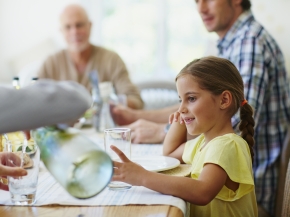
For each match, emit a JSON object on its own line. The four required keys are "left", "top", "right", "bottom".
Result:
{"left": 0, "top": 0, "right": 289, "bottom": 85}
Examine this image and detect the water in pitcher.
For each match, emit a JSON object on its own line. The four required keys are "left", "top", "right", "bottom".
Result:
{"left": 32, "top": 127, "right": 113, "bottom": 199}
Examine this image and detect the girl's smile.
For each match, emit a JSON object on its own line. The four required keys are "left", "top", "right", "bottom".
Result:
{"left": 176, "top": 74, "right": 234, "bottom": 142}
{"left": 176, "top": 74, "right": 220, "bottom": 135}
{"left": 183, "top": 117, "right": 195, "bottom": 125}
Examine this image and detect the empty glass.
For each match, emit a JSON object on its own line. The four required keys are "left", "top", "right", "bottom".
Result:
{"left": 104, "top": 128, "right": 131, "bottom": 190}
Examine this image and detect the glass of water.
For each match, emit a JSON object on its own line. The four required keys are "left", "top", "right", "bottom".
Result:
{"left": 5, "top": 137, "right": 40, "bottom": 205}
{"left": 104, "top": 128, "right": 131, "bottom": 190}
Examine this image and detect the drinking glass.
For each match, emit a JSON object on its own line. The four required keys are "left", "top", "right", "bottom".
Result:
{"left": 104, "top": 128, "right": 131, "bottom": 190}
{"left": 5, "top": 137, "right": 40, "bottom": 205}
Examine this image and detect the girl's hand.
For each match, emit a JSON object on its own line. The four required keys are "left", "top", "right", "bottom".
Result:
{"left": 110, "top": 145, "right": 149, "bottom": 186}
{"left": 169, "top": 112, "right": 184, "bottom": 124}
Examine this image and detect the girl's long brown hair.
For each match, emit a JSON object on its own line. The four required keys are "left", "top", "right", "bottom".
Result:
{"left": 176, "top": 56, "right": 255, "bottom": 162}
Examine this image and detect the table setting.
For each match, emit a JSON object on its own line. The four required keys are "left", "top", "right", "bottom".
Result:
{"left": 0, "top": 126, "right": 190, "bottom": 217}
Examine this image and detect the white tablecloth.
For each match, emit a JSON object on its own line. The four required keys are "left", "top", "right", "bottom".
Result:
{"left": 0, "top": 128, "right": 188, "bottom": 216}
{"left": 1, "top": 166, "right": 187, "bottom": 216}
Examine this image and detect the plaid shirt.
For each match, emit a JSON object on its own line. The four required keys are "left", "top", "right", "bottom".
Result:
{"left": 217, "top": 10, "right": 290, "bottom": 216}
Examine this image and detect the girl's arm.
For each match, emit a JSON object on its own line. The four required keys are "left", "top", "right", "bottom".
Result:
{"left": 112, "top": 146, "right": 228, "bottom": 205}
{"left": 163, "top": 114, "right": 187, "bottom": 163}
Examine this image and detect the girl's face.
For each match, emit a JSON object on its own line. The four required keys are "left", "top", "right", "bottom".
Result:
{"left": 176, "top": 74, "right": 222, "bottom": 136}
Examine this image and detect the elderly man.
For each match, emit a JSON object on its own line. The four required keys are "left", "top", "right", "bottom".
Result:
{"left": 37, "top": 4, "right": 143, "bottom": 109}
{"left": 113, "top": 1, "right": 290, "bottom": 216}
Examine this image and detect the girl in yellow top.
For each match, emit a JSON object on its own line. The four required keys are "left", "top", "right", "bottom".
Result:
{"left": 111, "top": 56, "right": 258, "bottom": 217}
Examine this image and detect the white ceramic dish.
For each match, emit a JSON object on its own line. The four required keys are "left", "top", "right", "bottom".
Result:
{"left": 131, "top": 156, "right": 180, "bottom": 172}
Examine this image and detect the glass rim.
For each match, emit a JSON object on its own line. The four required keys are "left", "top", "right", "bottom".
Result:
{"left": 104, "top": 128, "right": 131, "bottom": 133}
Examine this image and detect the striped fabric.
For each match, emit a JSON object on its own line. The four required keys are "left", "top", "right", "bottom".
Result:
{"left": 282, "top": 160, "right": 290, "bottom": 217}
{"left": 217, "top": 10, "right": 290, "bottom": 216}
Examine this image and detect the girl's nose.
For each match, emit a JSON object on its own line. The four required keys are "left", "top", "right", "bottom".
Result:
{"left": 178, "top": 103, "right": 187, "bottom": 114}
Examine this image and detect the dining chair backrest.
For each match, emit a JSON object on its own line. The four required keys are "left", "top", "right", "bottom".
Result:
{"left": 281, "top": 160, "right": 290, "bottom": 217}
{"left": 136, "top": 80, "right": 179, "bottom": 110}
{"left": 275, "top": 126, "right": 290, "bottom": 217}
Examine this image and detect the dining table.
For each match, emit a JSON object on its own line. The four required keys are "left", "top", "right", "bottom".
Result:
{"left": 0, "top": 127, "right": 190, "bottom": 217}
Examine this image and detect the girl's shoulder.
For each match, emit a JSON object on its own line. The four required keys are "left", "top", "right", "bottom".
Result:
{"left": 209, "top": 133, "right": 248, "bottom": 150}
{"left": 205, "top": 133, "right": 252, "bottom": 167}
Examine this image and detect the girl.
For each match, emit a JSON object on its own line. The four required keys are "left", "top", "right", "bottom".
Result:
{"left": 111, "top": 56, "right": 258, "bottom": 217}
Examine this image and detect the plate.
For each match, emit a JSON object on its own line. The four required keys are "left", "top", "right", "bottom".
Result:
{"left": 132, "top": 156, "right": 180, "bottom": 172}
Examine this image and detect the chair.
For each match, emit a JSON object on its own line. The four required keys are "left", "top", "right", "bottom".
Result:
{"left": 281, "top": 160, "right": 290, "bottom": 217}
{"left": 17, "top": 60, "right": 42, "bottom": 87}
{"left": 136, "top": 80, "right": 179, "bottom": 110}
{"left": 275, "top": 126, "right": 290, "bottom": 217}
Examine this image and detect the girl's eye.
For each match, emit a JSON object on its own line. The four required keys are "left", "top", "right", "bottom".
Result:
{"left": 179, "top": 99, "right": 182, "bottom": 103}
{"left": 188, "top": 97, "right": 196, "bottom": 102}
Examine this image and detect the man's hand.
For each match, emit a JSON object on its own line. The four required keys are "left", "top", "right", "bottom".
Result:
{"left": 0, "top": 152, "right": 27, "bottom": 191}
{"left": 124, "top": 119, "right": 166, "bottom": 144}
{"left": 111, "top": 105, "right": 138, "bottom": 126}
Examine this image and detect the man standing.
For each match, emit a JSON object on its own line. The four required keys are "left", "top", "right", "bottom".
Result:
{"left": 0, "top": 79, "right": 92, "bottom": 189}
{"left": 196, "top": 0, "right": 290, "bottom": 216}
{"left": 37, "top": 4, "right": 143, "bottom": 109}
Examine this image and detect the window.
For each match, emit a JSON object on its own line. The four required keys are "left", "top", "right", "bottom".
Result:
{"left": 83, "top": 0, "right": 217, "bottom": 82}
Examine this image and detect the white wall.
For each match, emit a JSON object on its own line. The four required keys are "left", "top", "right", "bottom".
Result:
{"left": 0, "top": 0, "right": 289, "bottom": 84}
{"left": 0, "top": 0, "right": 79, "bottom": 83}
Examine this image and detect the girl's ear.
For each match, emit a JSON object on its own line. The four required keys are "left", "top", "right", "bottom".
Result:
{"left": 220, "top": 90, "right": 232, "bottom": 110}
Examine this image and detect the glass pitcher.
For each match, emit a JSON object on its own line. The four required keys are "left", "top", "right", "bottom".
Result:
{"left": 32, "top": 127, "right": 113, "bottom": 199}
